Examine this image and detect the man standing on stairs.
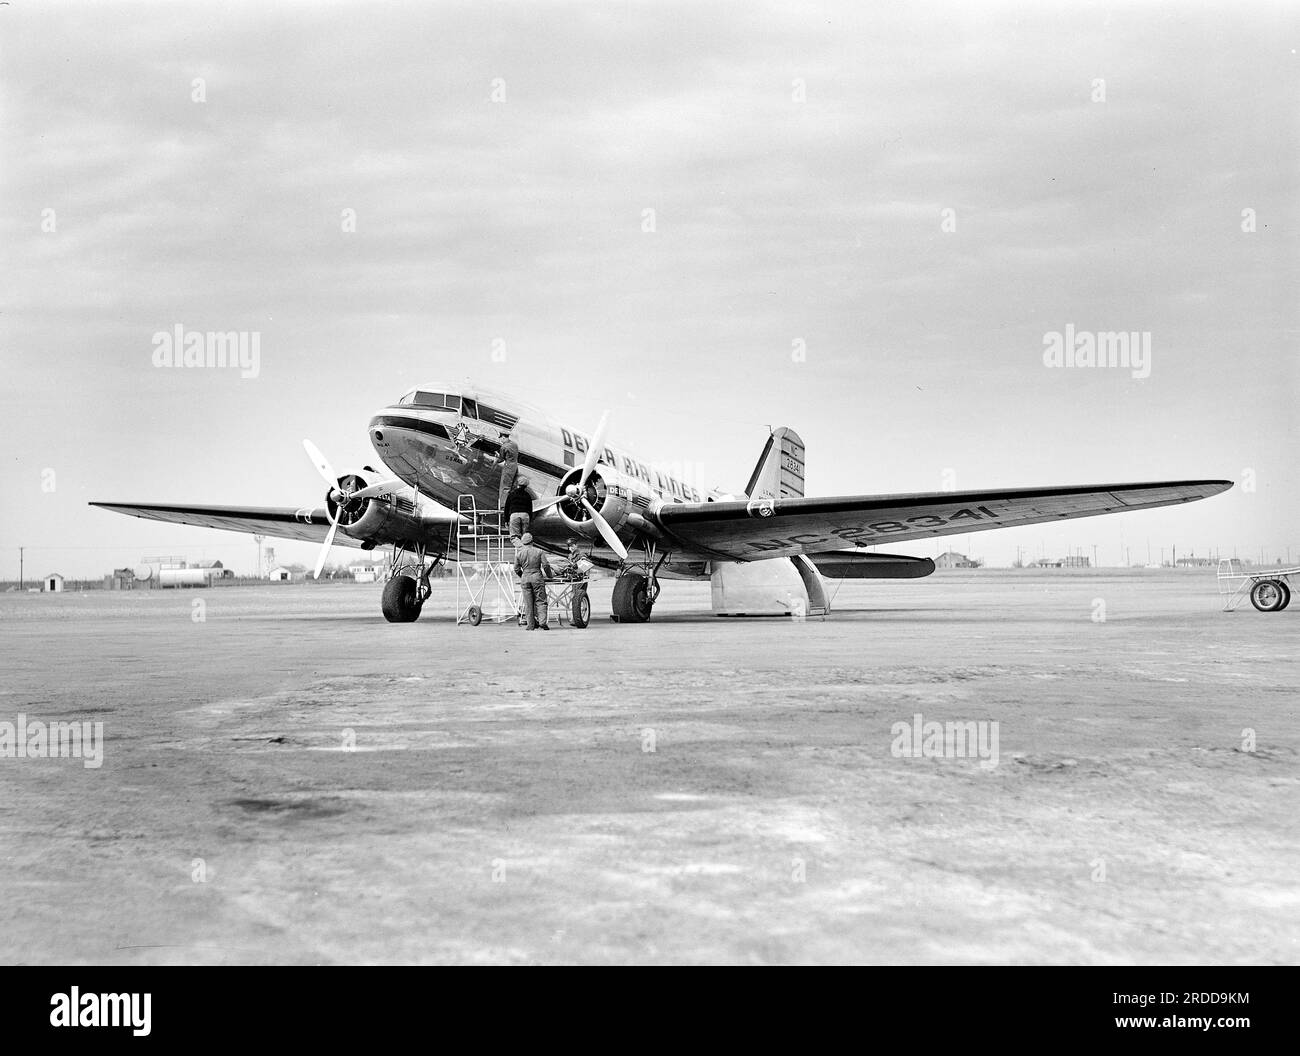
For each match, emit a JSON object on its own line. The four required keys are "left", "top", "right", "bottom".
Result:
{"left": 496, "top": 428, "right": 519, "bottom": 512}
{"left": 504, "top": 478, "right": 535, "bottom": 547}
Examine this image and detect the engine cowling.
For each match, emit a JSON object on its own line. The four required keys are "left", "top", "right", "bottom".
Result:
{"left": 325, "top": 474, "right": 435, "bottom": 546}
{"left": 547, "top": 465, "right": 639, "bottom": 546}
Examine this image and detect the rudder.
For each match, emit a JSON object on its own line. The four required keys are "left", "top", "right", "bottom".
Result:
{"left": 744, "top": 427, "right": 805, "bottom": 501}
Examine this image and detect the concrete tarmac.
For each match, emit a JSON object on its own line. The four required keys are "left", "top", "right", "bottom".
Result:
{"left": 1, "top": 569, "right": 1296, "bottom": 964}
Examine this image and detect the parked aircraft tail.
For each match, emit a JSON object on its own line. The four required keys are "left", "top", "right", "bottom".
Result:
{"left": 744, "top": 426, "right": 806, "bottom": 501}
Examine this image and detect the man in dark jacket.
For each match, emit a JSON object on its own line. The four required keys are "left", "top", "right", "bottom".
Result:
{"left": 504, "top": 478, "right": 535, "bottom": 546}
{"left": 513, "top": 533, "right": 553, "bottom": 629}
{"left": 497, "top": 429, "right": 520, "bottom": 511}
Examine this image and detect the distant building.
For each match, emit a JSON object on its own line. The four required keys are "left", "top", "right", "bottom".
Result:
{"left": 42, "top": 572, "right": 65, "bottom": 593}
{"left": 1062, "top": 555, "right": 1091, "bottom": 568}
{"left": 1175, "top": 556, "right": 1215, "bottom": 568}
{"left": 269, "top": 566, "right": 293, "bottom": 582}
{"left": 105, "top": 568, "right": 136, "bottom": 590}
{"left": 348, "top": 562, "right": 386, "bottom": 584}
{"left": 1031, "top": 558, "right": 1064, "bottom": 568}
{"left": 935, "top": 551, "right": 980, "bottom": 569}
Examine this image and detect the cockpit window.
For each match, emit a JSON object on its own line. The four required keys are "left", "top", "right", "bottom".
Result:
{"left": 397, "top": 389, "right": 416, "bottom": 406}
{"left": 408, "top": 391, "right": 463, "bottom": 411}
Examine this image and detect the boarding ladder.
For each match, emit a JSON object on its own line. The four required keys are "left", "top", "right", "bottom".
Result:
{"left": 451, "top": 495, "right": 522, "bottom": 625}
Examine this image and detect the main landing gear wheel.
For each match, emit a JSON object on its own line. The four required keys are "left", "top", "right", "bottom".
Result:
{"left": 611, "top": 573, "right": 654, "bottom": 623}
{"left": 382, "top": 575, "right": 424, "bottom": 623}
{"left": 1250, "top": 579, "right": 1290, "bottom": 612}
{"left": 570, "top": 589, "right": 591, "bottom": 629}
{"left": 466, "top": 605, "right": 483, "bottom": 626}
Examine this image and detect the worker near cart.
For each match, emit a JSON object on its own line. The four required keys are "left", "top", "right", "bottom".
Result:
{"left": 513, "top": 533, "right": 553, "bottom": 630}
{"left": 504, "top": 478, "right": 535, "bottom": 546}
{"left": 559, "top": 538, "right": 591, "bottom": 579}
{"left": 496, "top": 428, "right": 520, "bottom": 511}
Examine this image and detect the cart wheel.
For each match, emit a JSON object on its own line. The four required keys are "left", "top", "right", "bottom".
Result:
{"left": 570, "top": 591, "right": 591, "bottom": 629}
{"left": 1250, "top": 580, "right": 1287, "bottom": 612}
{"left": 467, "top": 605, "right": 483, "bottom": 626}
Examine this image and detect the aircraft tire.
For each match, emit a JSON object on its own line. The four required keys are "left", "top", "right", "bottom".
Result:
{"left": 570, "top": 588, "right": 591, "bottom": 629}
{"left": 1250, "top": 579, "right": 1288, "bottom": 613}
{"left": 611, "top": 573, "right": 653, "bottom": 623}
{"left": 382, "top": 575, "right": 424, "bottom": 622}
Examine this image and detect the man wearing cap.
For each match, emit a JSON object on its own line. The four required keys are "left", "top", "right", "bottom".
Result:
{"left": 497, "top": 428, "right": 520, "bottom": 512}
{"left": 513, "top": 532, "right": 553, "bottom": 630}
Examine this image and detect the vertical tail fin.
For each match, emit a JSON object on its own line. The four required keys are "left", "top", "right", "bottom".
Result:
{"left": 744, "top": 427, "right": 805, "bottom": 501}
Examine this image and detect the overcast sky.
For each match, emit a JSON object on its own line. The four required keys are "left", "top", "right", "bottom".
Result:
{"left": 2, "top": 0, "right": 1296, "bottom": 577}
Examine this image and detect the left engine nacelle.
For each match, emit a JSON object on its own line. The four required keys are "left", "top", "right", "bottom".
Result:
{"left": 326, "top": 474, "right": 436, "bottom": 547}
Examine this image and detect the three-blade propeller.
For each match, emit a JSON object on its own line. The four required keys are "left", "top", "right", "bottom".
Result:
{"left": 302, "top": 439, "right": 403, "bottom": 579}
{"left": 531, "top": 411, "right": 628, "bottom": 559}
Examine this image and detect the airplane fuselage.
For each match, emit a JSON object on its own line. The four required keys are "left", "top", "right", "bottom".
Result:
{"left": 367, "top": 384, "right": 716, "bottom": 573}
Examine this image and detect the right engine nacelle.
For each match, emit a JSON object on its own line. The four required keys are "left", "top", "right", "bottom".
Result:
{"left": 546, "top": 465, "right": 640, "bottom": 548}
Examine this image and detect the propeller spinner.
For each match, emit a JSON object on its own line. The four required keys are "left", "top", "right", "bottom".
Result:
{"left": 302, "top": 439, "right": 404, "bottom": 578}
{"left": 532, "top": 411, "right": 629, "bottom": 560}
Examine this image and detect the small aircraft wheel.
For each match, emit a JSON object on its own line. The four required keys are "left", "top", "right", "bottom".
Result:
{"left": 467, "top": 605, "right": 483, "bottom": 626}
{"left": 1250, "top": 579, "right": 1287, "bottom": 612}
{"left": 1275, "top": 581, "right": 1291, "bottom": 611}
{"left": 570, "top": 590, "right": 591, "bottom": 629}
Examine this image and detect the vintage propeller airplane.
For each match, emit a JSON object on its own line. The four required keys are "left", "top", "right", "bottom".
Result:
{"left": 93, "top": 384, "right": 1232, "bottom": 624}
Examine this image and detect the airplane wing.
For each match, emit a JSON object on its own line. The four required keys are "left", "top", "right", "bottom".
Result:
{"left": 89, "top": 502, "right": 368, "bottom": 548}
{"left": 651, "top": 480, "right": 1234, "bottom": 561}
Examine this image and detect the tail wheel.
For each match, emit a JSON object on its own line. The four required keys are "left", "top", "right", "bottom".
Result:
{"left": 1250, "top": 579, "right": 1288, "bottom": 612}
{"left": 611, "top": 573, "right": 654, "bottom": 623}
{"left": 466, "top": 605, "right": 483, "bottom": 626}
{"left": 570, "top": 588, "right": 591, "bottom": 629}
{"left": 381, "top": 575, "right": 424, "bottom": 622}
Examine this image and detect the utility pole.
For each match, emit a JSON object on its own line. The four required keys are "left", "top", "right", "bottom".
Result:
{"left": 18, "top": 547, "right": 23, "bottom": 591}
{"left": 1092, "top": 544, "right": 1098, "bottom": 568}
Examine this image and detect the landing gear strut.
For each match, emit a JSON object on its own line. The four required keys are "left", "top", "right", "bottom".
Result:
{"left": 610, "top": 544, "right": 667, "bottom": 623}
{"left": 382, "top": 542, "right": 439, "bottom": 623}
